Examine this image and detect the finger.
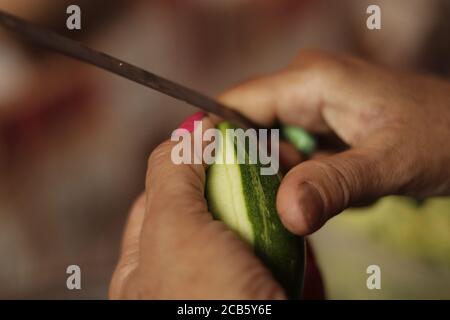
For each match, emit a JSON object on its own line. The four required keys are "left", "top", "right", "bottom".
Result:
{"left": 119, "top": 194, "right": 146, "bottom": 263}
{"left": 219, "top": 75, "right": 281, "bottom": 127}
{"left": 218, "top": 50, "right": 355, "bottom": 133}
{"left": 276, "top": 144, "right": 398, "bottom": 235}
{"left": 206, "top": 112, "right": 223, "bottom": 126}
{"left": 219, "top": 71, "right": 332, "bottom": 133}
{"left": 110, "top": 193, "right": 146, "bottom": 298}
{"left": 142, "top": 116, "right": 216, "bottom": 240}
{"left": 279, "top": 141, "right": 304, "bottom": 173}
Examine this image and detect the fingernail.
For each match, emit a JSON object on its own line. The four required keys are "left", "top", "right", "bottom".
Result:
{"left": 294, "top": 182, "right": 324, "bottom": 234}
{"left": 178, "top": 111, "right": 206, "bottom": 132}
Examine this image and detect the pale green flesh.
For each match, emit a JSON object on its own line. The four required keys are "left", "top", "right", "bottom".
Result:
{"left": 205, "top": 122, "right": 305, "bottom": 299}
{"left": 206, "top": 145, "right": 255, "bottom": 244}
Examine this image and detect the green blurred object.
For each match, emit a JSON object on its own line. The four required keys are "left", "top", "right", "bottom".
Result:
{"left": 282, "top": 125, "right": 317, "bottom": 156}
{"left": 341, "top": 196, "right": 450, "bottom": 265}
{"left": 311, "top": 196, "right": 450, "bottom": 299}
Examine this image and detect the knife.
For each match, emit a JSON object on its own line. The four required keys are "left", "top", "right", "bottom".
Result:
{"left": 0, "top": 9, "right": 260, "bottom": 129}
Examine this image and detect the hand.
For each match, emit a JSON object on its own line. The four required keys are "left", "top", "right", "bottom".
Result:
{"left": 109, "top": 116, "right": 286, "bottom": 299}
{"left": 220, "top": 49, "right": 450, "bottom": 235}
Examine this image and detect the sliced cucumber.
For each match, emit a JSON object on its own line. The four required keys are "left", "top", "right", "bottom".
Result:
{"left": 206, "top": 122, "right": 305, "bottom": 299}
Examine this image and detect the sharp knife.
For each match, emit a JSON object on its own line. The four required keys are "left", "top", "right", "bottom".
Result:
{"left": 0, "top": 9, "right": 260, "bottom": 129}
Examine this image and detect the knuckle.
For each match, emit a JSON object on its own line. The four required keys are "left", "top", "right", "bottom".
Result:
{"left": 293, "top": 49, "right": 349, "bottom": 82}
{"left": 318, "top": 153, "right": 381, "bottom": 210}
{"left": 308, "top": 159, "right": 352, "bottom": 214}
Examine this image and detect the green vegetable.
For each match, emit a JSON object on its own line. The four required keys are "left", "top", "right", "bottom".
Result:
{"left": 281, "top": 125, "right": 317, "bottom": 156}
{"left": 205, "top": 122, "right": 305, "bottom": 299}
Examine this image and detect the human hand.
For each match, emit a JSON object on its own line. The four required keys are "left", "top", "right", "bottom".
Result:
{"left": 220, "top": 49, "right": 450, "bottom": 235}
{"left": 109, "top": 115, "right": 286, "bottom": 299}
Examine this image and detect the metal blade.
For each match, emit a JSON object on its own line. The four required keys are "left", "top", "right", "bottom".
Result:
{"left": 0, "top": 10, "right": 259, "bottom": 129}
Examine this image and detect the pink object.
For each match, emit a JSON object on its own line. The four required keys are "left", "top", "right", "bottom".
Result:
{"left": 177, "top": 111, "right": 206, "bottom": 132}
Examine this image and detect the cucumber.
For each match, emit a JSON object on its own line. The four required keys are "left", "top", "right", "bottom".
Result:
{"left": 205, "top": 121, "right": 305, "bottom": 299}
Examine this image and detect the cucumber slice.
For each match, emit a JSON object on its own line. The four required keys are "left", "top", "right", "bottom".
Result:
{"left": 206, "top": 122, "right": 305, "bottom": 299}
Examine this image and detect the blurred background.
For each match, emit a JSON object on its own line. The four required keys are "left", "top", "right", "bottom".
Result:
{"left": 0, "top": 0, "right": 449, "bottom": 299}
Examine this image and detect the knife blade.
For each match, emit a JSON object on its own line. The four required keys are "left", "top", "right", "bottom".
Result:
{"left": 0, "top": 9, "right": 260, "bottom": 129}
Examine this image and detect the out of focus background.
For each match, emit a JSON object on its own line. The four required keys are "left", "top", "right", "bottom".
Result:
{"left": 0, "top": 0, "right": 449, "bottom": 299}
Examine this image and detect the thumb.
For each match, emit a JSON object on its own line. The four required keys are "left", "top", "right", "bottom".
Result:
{"left": 277, "top": 147, "right": 392, "bottom": 235}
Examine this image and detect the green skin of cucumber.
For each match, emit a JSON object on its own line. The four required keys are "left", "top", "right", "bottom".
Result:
{"left": 205, "top": 122, "right": 305, "bottom": 299}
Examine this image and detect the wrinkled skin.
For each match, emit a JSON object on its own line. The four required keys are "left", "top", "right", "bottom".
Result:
{"left": 110, "top": 50, "right": 450, "bottom": 299}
